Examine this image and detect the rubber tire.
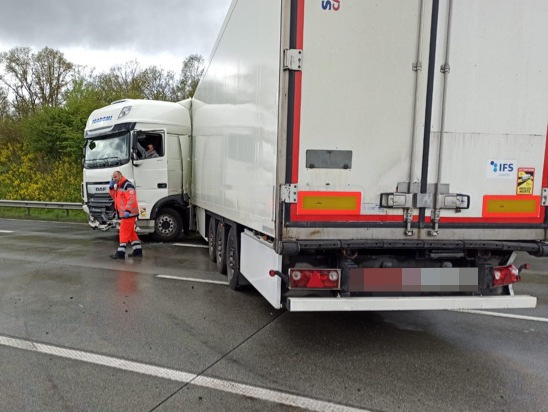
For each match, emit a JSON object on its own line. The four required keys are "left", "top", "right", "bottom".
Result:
{"left": 215, "top": 221, "right": 227, "bottom": 274}
{"left": 208, "top": 217, "right": 217, "bottom": 262}
{"left": 226, "top": 225, "right": 243, "bottom": 290}
{"left": 153, "top": 207, "right": 183, "bottom": 242}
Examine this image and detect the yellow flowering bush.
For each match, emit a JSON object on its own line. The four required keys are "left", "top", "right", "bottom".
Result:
{"left": 0, "top": 142, "right": 82, "bottom": 202}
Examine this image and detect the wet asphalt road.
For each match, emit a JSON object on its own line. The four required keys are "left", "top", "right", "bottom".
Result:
{"left": 0, "top": 218, "right": 547, "bottom": 412}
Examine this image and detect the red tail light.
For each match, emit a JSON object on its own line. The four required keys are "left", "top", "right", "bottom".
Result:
{"left": 289, "top": 269, "right": 341, "bottom": 289}
{"left": 493, "top": 264, "right": 521, "bottom": 287}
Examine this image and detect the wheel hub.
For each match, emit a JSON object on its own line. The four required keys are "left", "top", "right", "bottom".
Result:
{"left": 157, "top": 216, "right": 174, "bottom": 234}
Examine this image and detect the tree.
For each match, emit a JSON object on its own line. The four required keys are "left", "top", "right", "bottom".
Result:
{"left": 139, "top": 66, "right": 178, "bottom": 101}
{"left": 0, "top": 116, "right": 25, "bottom": 145}
{"left": 65, "top": 68, "right": 111, "bottom": 116}
{"left": 0, "top": 86, "right": 9, "bottom": 118}
{"left": 95, "top": 60, "right": 144, "bottom": 102}
{"left": 177, "top": 54, "right": 204, "bottom": 99}
{"left": 24, "top": 106, "right": 81, "bottom": 160}
{"left": 0, "top": 46, "right": 74, "bottom": 117}
{"left": 33, "top": 47, "right": 74, "bottom": 107}
{"left": 0, "top": 47, "right": 37, "bottom": 117}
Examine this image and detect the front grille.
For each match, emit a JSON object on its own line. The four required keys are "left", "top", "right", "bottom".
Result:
{"left": 87, "top": 192, "right": 116, "bottom": 222}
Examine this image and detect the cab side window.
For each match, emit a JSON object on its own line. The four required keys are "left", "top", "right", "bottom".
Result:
{"left": 136, "top": 133, "right": 163, "bottom": 159}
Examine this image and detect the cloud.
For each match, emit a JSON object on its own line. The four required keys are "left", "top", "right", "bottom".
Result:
{"left": 0, "top": 0, "right": 231, "bottom": 70}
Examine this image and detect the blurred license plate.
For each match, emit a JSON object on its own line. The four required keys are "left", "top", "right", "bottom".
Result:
{"left": 348, "top": 267, "right": 478, "bottom": 292}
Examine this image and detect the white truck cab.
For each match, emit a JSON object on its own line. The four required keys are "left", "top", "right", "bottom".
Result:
{"left": 82, "top": 99, "right": 191, "bottom": 241}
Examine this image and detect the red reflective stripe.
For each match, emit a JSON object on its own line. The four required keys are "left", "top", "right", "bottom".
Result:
{"left": 289, "top": 0, "right": 305, "bottom": 222}
{"left": 290, "top": 214, "right": 406, "bottom": 222}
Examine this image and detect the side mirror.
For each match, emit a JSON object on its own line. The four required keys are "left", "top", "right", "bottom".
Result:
{"left": 131, "top": 152, "right": 144, "bottom": 167}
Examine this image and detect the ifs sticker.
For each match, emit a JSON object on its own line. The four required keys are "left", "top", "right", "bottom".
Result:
{"left": 486, "top": 160, "right": 516, "bottom": 179}
{"left": 516, "top": 168, "right": 534, "bottom": 195}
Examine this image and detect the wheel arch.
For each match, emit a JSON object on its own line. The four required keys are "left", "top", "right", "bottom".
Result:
{"left": 150, "top": 195, "right": 187, "bottom": 220}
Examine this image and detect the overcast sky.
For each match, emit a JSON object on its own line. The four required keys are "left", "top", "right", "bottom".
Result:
{"left": 0, "top": 0, "right": 232, "bottom": 73}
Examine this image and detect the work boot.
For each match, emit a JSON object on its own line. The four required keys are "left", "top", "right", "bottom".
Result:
{"left": 128, "top": 250, "right": 143, "bottom": 258}
{"left": 110, "top": 251, "right": 125, "bottom": 260}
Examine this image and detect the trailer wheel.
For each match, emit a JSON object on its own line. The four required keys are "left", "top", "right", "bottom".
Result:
{"left": 216, "top": 221, "right": 227, "bottom": 274}
{"left": 153, "top": 208, "right": 183, "bottom": 242}
{"left": 208, "top": 217, "right": 217, "bottom": 262}
{"left": 226, "top": 225, "right": 244, "bottom": 290}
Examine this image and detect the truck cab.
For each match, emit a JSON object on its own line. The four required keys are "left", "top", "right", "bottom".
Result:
{"left": 82, "top": 99, "right": 192, "bottom": 241}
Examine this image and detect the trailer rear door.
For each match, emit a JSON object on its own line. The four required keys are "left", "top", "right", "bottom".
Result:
{"left": 283, "top": 0, "right": 548, "bottom": 241}
{"left": 429, "top": 0, "right": 548, "bottom": 228}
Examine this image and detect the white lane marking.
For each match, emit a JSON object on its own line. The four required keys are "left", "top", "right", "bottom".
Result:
{"left": 453, "top": 309, "right": 548, "bottom": 323}
{"left": 155, "top": 275, "right": 229, "bottom": 285}
{"left": 173, "top": 243, "right": 208, "bottom": 248}
{"left": 194, "top": 375, "right": 369, "bottom": 412}
{"left": 0, "top": 335, "right": 369, "bottom": 412}
{"left": 0, "top": 335, "right": 195, "bottom": 382}
{"left": 0, "top": 230, "right": 14, "bottom": 233}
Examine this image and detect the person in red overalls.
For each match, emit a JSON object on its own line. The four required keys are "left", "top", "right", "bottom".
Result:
{"left": 109, "top": 171, "right": 142, "bottom": 259}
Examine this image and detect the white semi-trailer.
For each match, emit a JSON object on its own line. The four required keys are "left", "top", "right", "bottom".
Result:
{"left": 83, "top": 0, "right": 547, "bottom": 311}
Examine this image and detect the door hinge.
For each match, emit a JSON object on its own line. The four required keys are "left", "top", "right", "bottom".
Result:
{"left": 412, "top": 61, "right": 422, "bottom": 71}
{"left": 542, "top": 188, "right": 548, "bottom": 206}
{"left": 280, "top": 184, "right": 298, "bottom": 203}
{"left": 283, "top": 49, "right": 303, "bottom": 71}
{"left": 440, "top": 63, "right": 451, "bottom": 74}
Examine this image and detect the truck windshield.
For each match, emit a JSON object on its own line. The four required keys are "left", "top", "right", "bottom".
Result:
{"left": 84, "top": 132, "right": 130, "bottom": 169}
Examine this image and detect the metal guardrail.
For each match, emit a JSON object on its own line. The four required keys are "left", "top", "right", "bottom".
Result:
{"left": 0, "top": 200, "right": 83, "bottom": 216}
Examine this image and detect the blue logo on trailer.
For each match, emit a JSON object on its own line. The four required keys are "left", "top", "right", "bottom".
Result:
{"left": 490, "top": 161, "right": 514, "bottom": 173}
{"left": 322, "top": 0, "right": 341, "bottom": 11}
{"left": 487, "top": 160, "right": 516, "bottom": 179}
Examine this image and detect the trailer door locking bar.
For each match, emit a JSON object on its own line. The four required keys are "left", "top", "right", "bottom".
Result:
{"left": 380, "top": 181, "right": 470, "bottom": 235}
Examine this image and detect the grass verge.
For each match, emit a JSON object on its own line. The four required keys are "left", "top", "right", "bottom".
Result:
{"left": 0, "top": 207, "right": 88, "bottom": 223}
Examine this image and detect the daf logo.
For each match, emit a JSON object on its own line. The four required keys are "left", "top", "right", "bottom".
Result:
{"left": 96, "top": 187, "right": 107, "bottom": 192}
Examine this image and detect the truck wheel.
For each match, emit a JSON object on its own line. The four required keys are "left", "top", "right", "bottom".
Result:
{"left": 226, "top": 225, "right": 243, "bottom": 290}
{"left": 208, "top": 217, "right": 217, "bottom": 262}
{"left": 153, "top": 208, "right": 183, "bottom": 242}
{"left": 216, "top": 221, "right": 227, "bottom": 274}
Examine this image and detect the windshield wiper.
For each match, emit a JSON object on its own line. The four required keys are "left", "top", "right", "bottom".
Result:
{"left": 103, "top": 157, "right": 123, "bottom": 166}
{"left": 85, "top": 157, "right": 124, "bottom": 168}
{"left": 85, "top": 159, "right": 99, "bottom": 168}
